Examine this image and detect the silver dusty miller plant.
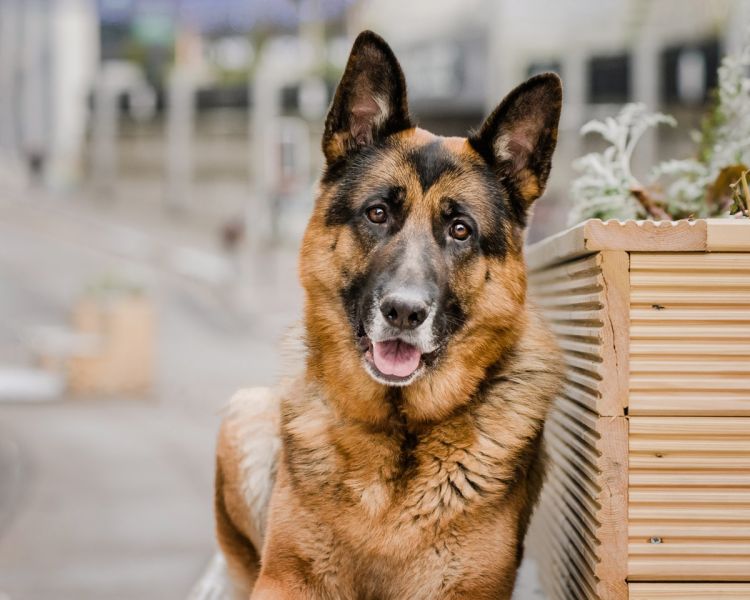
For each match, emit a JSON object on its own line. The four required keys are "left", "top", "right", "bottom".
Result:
{"left": 655, "top": 35, "right": 750, "bottom": 217}
{"left": 571, "top": 33, "right": 750, "bottom": 223}
{"left": 569, "top": 104, "right": 675, "bottom": 223}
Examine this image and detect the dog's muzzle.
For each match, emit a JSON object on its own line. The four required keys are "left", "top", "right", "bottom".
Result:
{"left": 357, "top": 289, "right": 438, "bottom": 386}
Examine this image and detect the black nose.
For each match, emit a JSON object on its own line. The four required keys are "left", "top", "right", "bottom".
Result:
{"left": 380, "top": 294, "right": 429, "bottom": 330}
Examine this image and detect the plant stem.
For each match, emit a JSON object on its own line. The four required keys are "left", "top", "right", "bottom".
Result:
{"left": 630, "top": 187, "right": 673, "bottom": 220}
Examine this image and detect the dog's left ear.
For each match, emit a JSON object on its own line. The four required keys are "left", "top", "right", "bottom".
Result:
{"left": 469, "top": 73, "right": 562, "bottom": 211}
{"left": 322, "top": 30, "right": 412, "bottom": 165}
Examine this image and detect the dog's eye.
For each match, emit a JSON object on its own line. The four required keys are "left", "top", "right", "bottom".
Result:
{"left": 449, "top": 221, "right": 472, "bottom": 241}
{"left": 366, "top": 205, "right": 388, "bottom": 224}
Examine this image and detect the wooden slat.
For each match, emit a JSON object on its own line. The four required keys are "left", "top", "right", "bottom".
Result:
{"left": 630, "top": 252, "right": 750, "bottom": 270}
{"left": 628, "top": 417, "right": 750, "bottom": 581}
{"left": 705, "top": 219, "right": 750, "bottom": 251}
{"left": 527, "top": 251, "right": 629, "bottom": 600}
{"left": 629, "top": 471, "right": 750, "bottom": 487}
{"left": 628, "top": 394, "right": 750, "bottom": 417}
{"left": 631, "top": 307, "right": 750, "bottom": 321}
{"left": 525, "top": 219, "right": 713, "bottom": 271}
{"left": 629, "top": 487, "right": 750, "bottom": 504}
{"left": 594, "top": 415, "right": 629, "bottom": 598}
{"left": 526, "top": 219, "right": 749, "bottom": 272}
{"left": 629, "top": 523, "right": 750, "bottom": 539}
{"left": 525, "top": 223, "right": 750, "bottom": 597}
{"left": 525, "top": 222, "right": 589, "bottom": 272}
{"left": 599, "top": 251, "right": 630, "bottom": 415}
{"left": 629, "top": 583, "right": 750, "bottom": 599}
{"left": 630, "top": 253, "right": 750, "bottom": 416}
{"left": 628, "top": 558, "right": 750, "bottom": 581}
{"left": 584, "top": 220, "right": 707, "bottom": 252}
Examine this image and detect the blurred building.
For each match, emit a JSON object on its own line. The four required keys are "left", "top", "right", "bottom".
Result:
{"left": 352, "top": 0, "right": 750, "bottom": 240}
{"left": 0, "top": 0, "right": 98, "bottom": 189}
{"left": 0, "top": 0, "right": 749, "bottom": 241}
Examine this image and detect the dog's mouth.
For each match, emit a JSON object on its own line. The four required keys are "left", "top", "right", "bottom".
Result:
{"left": 357, "top": 323, "right": 438, "bottom": 386}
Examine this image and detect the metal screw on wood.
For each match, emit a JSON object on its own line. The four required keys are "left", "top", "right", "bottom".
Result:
{"left": 649, "top": 536, "right": 663, "bottom": 544}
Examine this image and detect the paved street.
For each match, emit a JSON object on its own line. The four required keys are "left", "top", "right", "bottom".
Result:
{"left": 0, "top": 194, "right": 303, "bottom": 600}
{"left": 0, "top": 195, "right": 543, "bottom": 600}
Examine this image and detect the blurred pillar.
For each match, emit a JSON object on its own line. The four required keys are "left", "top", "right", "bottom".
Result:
{"left": 90, "top": 67, "right": 120, "bottom": 192}
{"left": 249, "top": 39, "right": 315, "bottom": 247}
{"left": 250, "top": 57, "right": 280, "bottom": 247}
{"left": 484, "top": 0, "right": 513, "bottom": 108}
{"left": 556, "top": 47, "right": 587, "bottom": 222}
{"left": 48, "top": 0, "right": 99, "bottom": 190}
{"left": 0, "top": 0, "right": 23, "bottom": 188}
{"left": 299, "top": 0, "right": 326, "bottom": 65}
{"left": 561, "top": 47, "right": 587, "bottom": 136}
{"left": 19, "top": 0, "right": 51, "bottom": 185}
{"left": 632, "top": 21, "right": 659, "bottom": 177}
{"left": 165, "top": 67, "right": 196, "bottom": 211}
{"left": 726, "top": 0, "right": 750, "bottom": 54}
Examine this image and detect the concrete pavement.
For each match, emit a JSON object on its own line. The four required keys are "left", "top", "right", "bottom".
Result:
{"left": 0, "top": 195, "right": 302, "bottom": 599}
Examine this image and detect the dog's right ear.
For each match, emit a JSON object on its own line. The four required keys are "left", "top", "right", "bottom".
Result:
{"left": 322, "top": 31, "right": 412, "bottom": 165}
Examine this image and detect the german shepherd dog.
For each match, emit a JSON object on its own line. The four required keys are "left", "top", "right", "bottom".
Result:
{"left": 215, "top": 31, "right": 564, "bottom": 600}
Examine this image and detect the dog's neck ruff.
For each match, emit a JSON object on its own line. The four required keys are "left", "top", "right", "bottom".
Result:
{"left": 303, "top": 313, "right": 527, "bottom": 427}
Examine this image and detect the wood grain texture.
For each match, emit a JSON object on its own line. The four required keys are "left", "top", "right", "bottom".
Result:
{"left": 599, "top": 252, "right": 630, "bottom": 415}
{"left": 629, "top": 583, "right": 750, "bottom": 599}
{"left": 527, "top": 219, "right": 749, "bottom": 272}
{"left": 524, "top": 221, "right": 750, "bottom": 597}
{"left": 527, "top": 253, "right": 629, "bottom": 600}
{"left": 706, "top": 218, "right": 750, "bottom": 251}
{"left": 629, "top": 253, "right": 750, "bottom": 416}
{"left": 525, "top": 219, "right": 730, "bottom": 271}
{"left": 525, "top": 222, "right": 588, "bottom": 272}
{"left": 628, "top": 417, "right": 750, "bottom": 581}
{"left": 584, "top": 220, "right": 707, "bottom": 252}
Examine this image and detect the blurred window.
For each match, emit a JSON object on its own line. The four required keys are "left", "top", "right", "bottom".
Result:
{"left": 280, "top": 85, "right": 299, "bottom": 114}
{"left": 587, "top": 54, "right": 631, "bottom": 104}
{"left": 661, "top": 39, "right": 720, "bottom": 105}
{"left": 196, "top": 86, "right": 249, "bottom": 110}
{"left": 527, "top": 61, "right": 562, "bottom": 78}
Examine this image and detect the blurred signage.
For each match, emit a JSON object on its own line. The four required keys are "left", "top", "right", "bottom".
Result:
{"left": 131, "top": 13, "right": 174, "bottom": 46}
{"left": 98, "top": 0, "right": 134, "bottom": 23}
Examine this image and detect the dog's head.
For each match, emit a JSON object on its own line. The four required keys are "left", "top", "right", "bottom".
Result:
{"left": 300, "top": 31, "right": 561, "bottom": 418}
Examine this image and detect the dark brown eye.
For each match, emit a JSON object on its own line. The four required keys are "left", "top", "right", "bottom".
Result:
{"left": 449, "top": 220, "right": 472, "bottom": 241}
{"left": 366, "top": 205, "right": 388, "bottom": 224}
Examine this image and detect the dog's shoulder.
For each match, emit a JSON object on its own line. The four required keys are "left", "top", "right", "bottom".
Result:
{"left": 216, "top": 387, "right": 282, "bottom": 551}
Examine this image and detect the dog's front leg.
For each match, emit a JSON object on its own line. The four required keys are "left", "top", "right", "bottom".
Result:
{"left": 250, "top": 573, "right": 298, "bottom": 600}
{"left": 441, "top": 576, "right": 516, "bottom": 600}
{"left": 250, "top": 549, "right": 319, "bottom": 600}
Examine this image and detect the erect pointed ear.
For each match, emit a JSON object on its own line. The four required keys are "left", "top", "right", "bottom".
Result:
{"left": 322, "top": 30, "right": 412, "bottom": 165}
{"left": 469, "top": 73, "right": 562, "bottom": 210}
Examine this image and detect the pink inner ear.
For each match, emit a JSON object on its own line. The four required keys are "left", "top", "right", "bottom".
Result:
{"left": 350, "top": 95, "right": 381, "bottom": 146}
{"left": 504, "top": 136, "right": 534, "bottom": 174}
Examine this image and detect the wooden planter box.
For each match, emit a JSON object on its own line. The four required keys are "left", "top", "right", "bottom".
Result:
{"left": 525, "top": 219, "right": 750, "bottom": 600}
{"left": 67, "top": 295, "right": 154, "bottom": 395}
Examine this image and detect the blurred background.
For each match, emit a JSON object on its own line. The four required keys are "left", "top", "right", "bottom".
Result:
{"left": 0, "top": 1, "right": 748, "bottom": 598}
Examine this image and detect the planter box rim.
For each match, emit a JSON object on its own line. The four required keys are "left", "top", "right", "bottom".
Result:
{"left": 526, "top": 218, "right": 749, "bottom": 271}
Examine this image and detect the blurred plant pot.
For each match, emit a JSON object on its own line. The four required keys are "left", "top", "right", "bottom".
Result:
{"left": 66, "top": 293, "right": 154, "bottom": 396}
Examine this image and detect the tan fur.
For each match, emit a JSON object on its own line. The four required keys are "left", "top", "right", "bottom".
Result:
{"left": 217, "top": 310, "right": 561, "bottom": 599}
{"left": 215, "top": 388, "right": 281, "bottom": 598}
{"left": 214, "top": 143, "right": 562, "bottom": 598}
{"left": 215, "top": 52, "right": 563, "bottom": 598}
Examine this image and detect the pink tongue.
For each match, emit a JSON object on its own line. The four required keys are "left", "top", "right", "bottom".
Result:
{"left": 372, "top": 340, "right": 421, "bottom": 378}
